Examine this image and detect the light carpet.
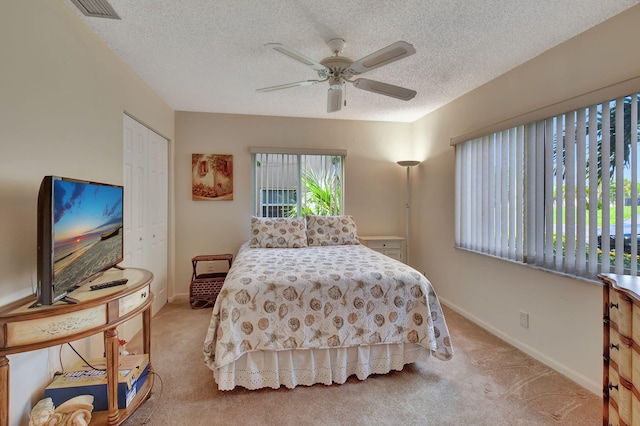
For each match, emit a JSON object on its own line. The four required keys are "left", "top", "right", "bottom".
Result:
{"left": 122, "top": 302, "right": 600, "bottom": 426}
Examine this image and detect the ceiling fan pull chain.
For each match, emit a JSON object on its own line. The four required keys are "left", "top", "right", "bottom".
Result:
{"left": 344, "top": 83, "right": 347, "bottom": 107}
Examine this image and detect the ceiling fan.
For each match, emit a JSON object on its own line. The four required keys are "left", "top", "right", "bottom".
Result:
{"left": 256, "top": 38, "right": 417, "bottom": 113}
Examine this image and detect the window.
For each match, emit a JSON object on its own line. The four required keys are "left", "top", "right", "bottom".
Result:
{"left": 260, "top": 189, "right": 297, "bottom": 217}
{"left": 455, "top": 92, "right": 640, "bottom": 279}
{"left": 251, "top": 149, "right": 345, "bottom": 218}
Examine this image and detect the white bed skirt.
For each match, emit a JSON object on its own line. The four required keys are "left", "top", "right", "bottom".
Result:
{"left": 213, "top": 343, "right": 430, "bottom": 391}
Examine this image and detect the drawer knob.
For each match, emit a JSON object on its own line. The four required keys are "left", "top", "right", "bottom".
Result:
{"left": 141, "top": 292, "right": 147, "bottom": 298}
{"left": 611, "top": 343, "right": 619, "bottom": 351}
{"left": 610, "top": 302, "right": 619, "bottom": 310}
{"left": 609, "top": 382, "right": 619, "bottom": 391}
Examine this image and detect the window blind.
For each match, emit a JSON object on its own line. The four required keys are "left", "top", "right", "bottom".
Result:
{"left": 456, "top": 93, "right": 640, "bottom": 280}
{"left": 251, "top": 152, "right": 344, "bottom": 218}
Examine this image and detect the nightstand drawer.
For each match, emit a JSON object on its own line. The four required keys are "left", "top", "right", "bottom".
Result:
{"left": 383, "top": 250, "right": 403, "bottom": 261}
{"left": 365, "top": 240, "right": 402, "bottom": 250}
{"left": 358, "top": 236, "right": 406, "bottom": 264}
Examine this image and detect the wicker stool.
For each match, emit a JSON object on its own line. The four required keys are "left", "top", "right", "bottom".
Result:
{"left": 189, "top": 254, "right": 233, "bottom": 309}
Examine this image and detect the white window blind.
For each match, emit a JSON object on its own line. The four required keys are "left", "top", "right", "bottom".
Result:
{"left": 456, "top": 93, "right": 640, "bottom": 280}
{"left": 251, "top": 151, "right": 344, "bottom": 218}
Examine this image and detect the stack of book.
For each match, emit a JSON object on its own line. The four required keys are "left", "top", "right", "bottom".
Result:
{"left": 45, "top": 353, "right": 149, "bottom": 411}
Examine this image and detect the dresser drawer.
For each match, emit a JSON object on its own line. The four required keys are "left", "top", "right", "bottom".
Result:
{"left": 633, "top": 392, "right": 640, "bottom": 426}
{"left": 611, "top": 290, "right": 633, "bottom": 337}
{"left": 633, "top": 349, "right": 640, "bottom": 392}
{"left": 633, "top": 303, "right": 640, "bottom": 345}
{"left": 610, "top": 366, "right": 632, "bottom": 425}
{"left": 610, "top": 328, "right": 632, "bottom": 381}
{"left": 609, "top": 402, "right": 620, "bottom": 426}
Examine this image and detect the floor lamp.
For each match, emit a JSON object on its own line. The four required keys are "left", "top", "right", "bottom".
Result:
{"left": 397, "top": 160, "right": 420, "bottom": 264}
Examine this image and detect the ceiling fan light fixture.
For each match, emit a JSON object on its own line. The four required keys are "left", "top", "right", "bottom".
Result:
{"left": 329, "top": 76, "right": 344, "bottom": 90}
{"left": 327, "top": 86, "right": 343, "bottom": 113}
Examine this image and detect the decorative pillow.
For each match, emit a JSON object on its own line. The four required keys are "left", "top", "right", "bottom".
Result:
{"left": 306, "top": 215, "right": 359, "bottom": 246}
{"left": 250, "top": 216, "right": 308, "bottom": 248}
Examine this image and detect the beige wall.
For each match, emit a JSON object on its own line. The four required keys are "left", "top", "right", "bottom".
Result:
{"left": 5, "top": 0, "right": 640, "bottom": 421}
{"left": 410, "top": 4, "right": 640, "bottom": 393}
{"left": 0, "top": 0, "right": 174, "bottom": 422}
{"left": 175, "top": 112, "right": 413, "bottom": 295}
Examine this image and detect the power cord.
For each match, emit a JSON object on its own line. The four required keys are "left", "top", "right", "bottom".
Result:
{"left": 66, "top": 342, "right": 107, "bottom": 371}
{"left": 141, "top": 368, "right": 164, "bottom": 425}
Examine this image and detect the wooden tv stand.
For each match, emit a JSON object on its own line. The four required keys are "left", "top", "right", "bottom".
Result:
{"left": 0, "top": 267, "right": 154, "bottom": 426}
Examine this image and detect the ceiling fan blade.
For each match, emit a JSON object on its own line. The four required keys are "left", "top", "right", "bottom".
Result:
{"left": 327, "top": 87, "right": 343, "bottom": 113}
{"left": 352, "top": 78, "right": 416, "bottom": 101}
{"left": 265, "top": 43, "right": 329, "bottom": 73}
{"left": 256, "top": 80, "right": 322, "bottom": 92}
{"left": 348, "top": 41, "right": 416, "bottom": 75}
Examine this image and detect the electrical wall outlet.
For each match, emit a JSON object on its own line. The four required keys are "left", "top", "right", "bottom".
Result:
{"left": 206, "top": 261, "right": 216, "bottom": 272}
{"left": 520, "top": 311, "right": 529, "bottom": 329}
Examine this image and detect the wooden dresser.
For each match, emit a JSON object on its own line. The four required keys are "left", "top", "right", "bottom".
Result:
{"left": 599, "top": 273, "right": 640, "bottom": 426}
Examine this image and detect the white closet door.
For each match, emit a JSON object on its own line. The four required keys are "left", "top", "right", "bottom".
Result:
{"left": 123, "top": 115, "right": 148, "bottom": 268}
{"left": 147, "top": 129, "right": 168, "bottom": 314}
{"left": 123, "top": 114, "right": 168, "bottom": 316}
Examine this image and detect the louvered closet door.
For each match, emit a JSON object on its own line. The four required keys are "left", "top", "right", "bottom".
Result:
{"left": 123, "top": 114, "right": 168, "bottom": 316}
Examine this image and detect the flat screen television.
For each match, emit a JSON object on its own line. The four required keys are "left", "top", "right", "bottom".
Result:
{"left": 37, "top": 176, "right": 124, "bottom": 305}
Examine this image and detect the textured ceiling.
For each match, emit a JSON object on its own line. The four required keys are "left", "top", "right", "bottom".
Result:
{"left": 63, "top": 0, "right": 640, "bottom": 123}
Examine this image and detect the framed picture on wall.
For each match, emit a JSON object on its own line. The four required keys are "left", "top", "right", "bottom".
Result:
{"left": 192, "top": 154, "right": 233, "bottom": 200}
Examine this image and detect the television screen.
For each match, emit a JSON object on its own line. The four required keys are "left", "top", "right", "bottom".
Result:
{"left": 37, "top": 176, "right": 124, "bottom": 305}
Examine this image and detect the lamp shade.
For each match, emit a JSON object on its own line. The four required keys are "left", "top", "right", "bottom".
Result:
{"left": 397, "top": 160, "right": 420, "bottom": 167}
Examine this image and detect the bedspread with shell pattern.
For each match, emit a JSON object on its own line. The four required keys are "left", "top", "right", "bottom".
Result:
{"left": 203, "top": 242, "right": 453, "bottom": 369}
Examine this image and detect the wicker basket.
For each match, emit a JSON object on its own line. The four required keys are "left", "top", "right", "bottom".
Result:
{"left": 189, "top": 276, "right": 225, "bottom": 309}
{"left": 190, "top": 254, "right": 232, "bottom": 309}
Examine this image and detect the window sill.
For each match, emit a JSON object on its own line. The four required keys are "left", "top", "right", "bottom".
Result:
{"left": 454, "top": 246, "right": 603, "bottom": 287}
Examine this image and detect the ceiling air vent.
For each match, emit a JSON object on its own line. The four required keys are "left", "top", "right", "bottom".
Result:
{"left": 70, "top": 0, "right": 120, "bottom": 19}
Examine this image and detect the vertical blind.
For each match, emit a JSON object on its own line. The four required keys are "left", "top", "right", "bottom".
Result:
{"left": 455, "top": 93, "right": 640, "bottom": 280}
{"left": 251, "top": 151, "right": 344, "bottom": 218}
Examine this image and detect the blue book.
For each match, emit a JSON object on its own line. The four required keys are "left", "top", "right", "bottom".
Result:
{"left": 45, "top": 354, "right": 149, "bottom": 411}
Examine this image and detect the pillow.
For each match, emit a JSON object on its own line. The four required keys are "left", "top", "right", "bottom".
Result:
{"left": 306, "top": 215, "right": 359, "bottom": 246}
{"left": 250, "top": 216, "right": 308, "bottom": 248}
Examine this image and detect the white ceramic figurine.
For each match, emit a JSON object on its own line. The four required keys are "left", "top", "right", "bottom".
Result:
{"left": 29, "top": 395, "right": 94, "bottom": 426}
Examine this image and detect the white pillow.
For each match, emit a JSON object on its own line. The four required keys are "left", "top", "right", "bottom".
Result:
{"left": 306, "top": 215, "right": 359, "bottom": 246}
{"left": 249, "top": 216, "right": 308, "bottom": 248}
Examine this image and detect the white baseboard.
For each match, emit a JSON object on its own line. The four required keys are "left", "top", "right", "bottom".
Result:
{"left": 439, "top": 297, "right": 600, "bottom": 396}
{"left": 169, "top": 293, "right": 189, "bottom": 303}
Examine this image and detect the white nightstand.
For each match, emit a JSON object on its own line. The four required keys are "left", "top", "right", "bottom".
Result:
{"left": 359, "top": 236, "right": 406, "bottom": 263}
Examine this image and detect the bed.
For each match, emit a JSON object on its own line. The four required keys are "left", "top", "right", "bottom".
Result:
{"left": 203, "top": 215, "right": 453, "bottom": 390}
